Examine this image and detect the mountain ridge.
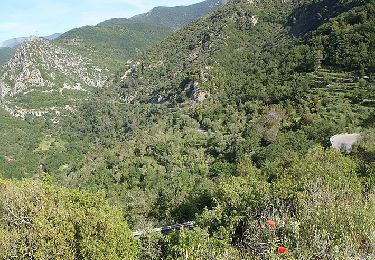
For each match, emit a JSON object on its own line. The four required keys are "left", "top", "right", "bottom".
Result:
{"left": 1, "top": 33, "right": 62, "bottom": 48}
{"left": 56, "top": 0, "right": 230, "bottom": 71}
{"left": 0, "top": 37, "right": 108, "bottom": 117}
{"left": 56, "top": 23, "right": 172, "bottom": 71}
{"left": 100, "top": 0, "right": 229, "bottom": 30}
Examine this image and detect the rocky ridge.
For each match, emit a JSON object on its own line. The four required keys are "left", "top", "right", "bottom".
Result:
{"left": 0, "top": 37, "right": 109, "bottom": 118}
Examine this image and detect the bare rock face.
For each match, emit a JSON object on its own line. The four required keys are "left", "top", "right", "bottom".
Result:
{"left": 0, "top": 37, "right": 109, "bottom": 118}
{"left": 185, "top": 80, "right": 210, "bottom": 103}
{"left": 330, "top": 133, "right": 361, "bottom": 153}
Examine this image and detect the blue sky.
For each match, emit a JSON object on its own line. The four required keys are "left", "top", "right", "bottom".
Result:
{"left": 0, "top": 0, "right": 203, "bottom": 43}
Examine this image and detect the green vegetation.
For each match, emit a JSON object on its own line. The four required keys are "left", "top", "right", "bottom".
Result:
{"left": 124, "top": 0, "right": 227, "bottom": 30}
{"left": 0, "top": 47, "right": 15, "bottom": 66}
{"left": 0, "top": 108, "right": 43, "bottom": 178}
{"left": 0, "top": 0, "right": 374, "bottom": 258}
{"left": 7, "top": 88, "right": 90, "bottom": 109}
{"left": 56, "top": 0, "right": 229, "bottom": 71}
{"left": 0, "top": 178, "right": 137, "bottom": 259}
{"left": 308, "top": 0, "right": 375, "bottom": 72}
{"left": 56, "top": 23, "right": 172, "bottom": 70}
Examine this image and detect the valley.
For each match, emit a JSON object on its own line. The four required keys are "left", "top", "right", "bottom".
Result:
{"left": 0, "top": 0, "right": 374, "bottom": 259}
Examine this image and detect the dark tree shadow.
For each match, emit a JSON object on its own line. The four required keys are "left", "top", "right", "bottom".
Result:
{"left": 287, "top": 0, "right": 366, "bottom": 36}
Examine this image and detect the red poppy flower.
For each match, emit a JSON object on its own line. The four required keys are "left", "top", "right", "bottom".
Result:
{"left": 266, "top": 219, "right": 276, "bottom": 228}
{"left": 278, "top": 246, "right": 287, "bottom": 254}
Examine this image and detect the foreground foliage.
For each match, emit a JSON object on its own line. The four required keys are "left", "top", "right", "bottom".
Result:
{"left": 0, "top": 178, "right": 137, "bottom": 260}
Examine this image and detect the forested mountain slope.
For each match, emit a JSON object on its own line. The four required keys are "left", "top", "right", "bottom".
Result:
{"left": 56, "top": 0, "right": 229, "bottom": 71}
{"left": 0, "top": 0, "right": 374, "bottom": 258}
{"left": 122, "top": 0, "right": 373, "bottom": 106}
{"left": 56, "top": 23, "right": 172, "bottom": 71}
{"left": 0, "top": 107, "right": 43, "bottom": 178}
{"left": 44, "top": 0, "right": 374, "bottom": 258}
{"left": 0, "top": 47, "right": 15, "bottom": 66}
{"left": 100, "top": 0, "right": 228, "bottom": 30}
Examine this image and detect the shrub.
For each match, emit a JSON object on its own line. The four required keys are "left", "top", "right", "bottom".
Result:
{"left": 0, "top": 178, "right": 137, "bottom": 260}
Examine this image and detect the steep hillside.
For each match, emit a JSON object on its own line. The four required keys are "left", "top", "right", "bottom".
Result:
{"left": 0, "top": 47, "right": 15, "bottom": 66}
{"left": 0, "top": 0, "right": 374, "bottom": 258}
{"left": 1, "top": 37, "right": 28, "bottom": 48}
{"left": 121, "top": 0, "right": 297, "bottom": 104}
{"left": 0, "top": 37, "right": 108, "bottom": 118}
{"left": 52, "top": 0, "right": 374, "bottom": 258}
{"left": 56, "top": 0, "right": 230, "bottom": 71}
{"left": 122, "top": 0, "right": 373, "bottom": 107}
{"left": 99, "top": 0, "right": 228, "bottom": 30}
{"left": 56, "top": 23, "right": 172, "bottom": 70}
{"left": 0, "top": 107, "right": 43, "bottom": 178}
{"left": 0, "top": 34, "right": 62, "bottom": 66}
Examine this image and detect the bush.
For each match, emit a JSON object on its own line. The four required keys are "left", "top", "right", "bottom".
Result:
{"left": 196, "top": 148, "right": 375, "bottom": 259}
{"left": 0, "top": 178, "right": 137, "bottom": 260}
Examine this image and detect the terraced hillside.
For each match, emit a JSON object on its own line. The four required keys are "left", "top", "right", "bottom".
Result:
{"left": 305, "top": 68, "right": 374, "bottom": 126}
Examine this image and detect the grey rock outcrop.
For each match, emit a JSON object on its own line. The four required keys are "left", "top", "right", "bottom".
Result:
{"left": 0, "top": 37, "right": 109, "bottom": 117}
{"left": 330, "top": 133, "right": 361, "bottom": 153}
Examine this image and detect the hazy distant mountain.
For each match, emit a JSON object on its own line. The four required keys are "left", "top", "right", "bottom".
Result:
{"left": 0, "top": 47, "right": 16, "bottom": 66}
{"left": 43, "top": 33, "right": 62, "bottom": 41}
{"left": 0, "top": 37, "right": 28, "bottom": 48}
{"left": 1, "top": 33, "right": 62, "bottom": 48}
{"left": 99, "top": 0, "right": 228, "bottom": 30}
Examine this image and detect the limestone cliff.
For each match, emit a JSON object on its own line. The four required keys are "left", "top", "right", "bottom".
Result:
{"left": 0, "top": 37, "right": 109, "bottom": 118}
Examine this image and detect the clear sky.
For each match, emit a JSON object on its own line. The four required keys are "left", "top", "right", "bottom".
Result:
{"left": 0, "top": 0, "right": 203, "bottom": 43}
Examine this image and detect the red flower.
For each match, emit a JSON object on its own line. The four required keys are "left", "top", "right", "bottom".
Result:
{"left": 278, "top": 246, "right": 287, "bottom": 254}
{"left": 266, "top": 219, "right": 276, "bottom": 228}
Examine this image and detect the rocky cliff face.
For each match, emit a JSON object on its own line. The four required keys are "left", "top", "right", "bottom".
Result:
{"left": 0, "top": 37, "right": 108, "bottom": 118}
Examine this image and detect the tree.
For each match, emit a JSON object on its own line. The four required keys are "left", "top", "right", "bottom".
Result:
{"left": 0, "top": 178, "right": 137, "bottom": 260}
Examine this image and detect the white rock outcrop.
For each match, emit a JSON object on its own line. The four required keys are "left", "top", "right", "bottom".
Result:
{"left": 0, "top": 37, "right": 109, "bottom": 117}
{"left": 330, "top": 133, "right": 361, "bottom": 153}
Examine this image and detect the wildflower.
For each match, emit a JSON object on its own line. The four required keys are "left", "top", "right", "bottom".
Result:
{"left": 266, "top": 219, "right": 276, "bottom": 228}
{"left": 278, "top": 246, "right": 287, "bottom": 254}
